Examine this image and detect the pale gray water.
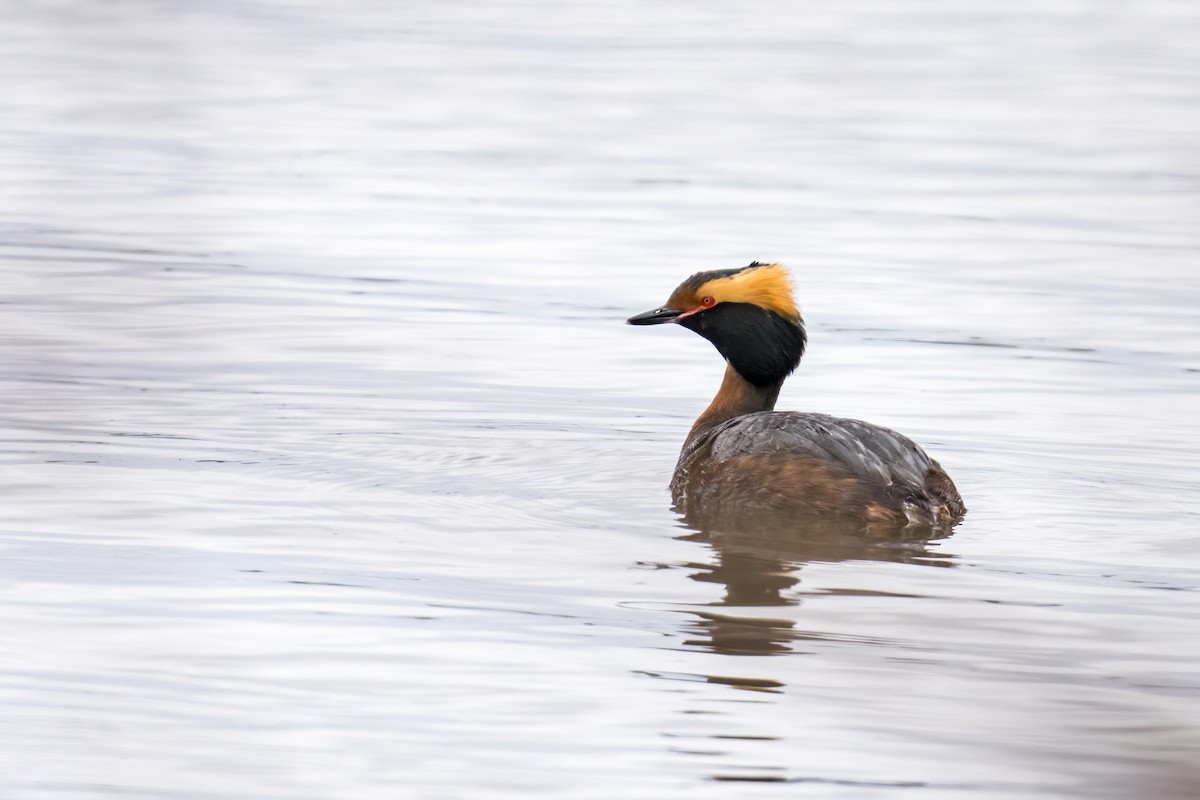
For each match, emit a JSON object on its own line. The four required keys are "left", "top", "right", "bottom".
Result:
{"left": 2, "top": 1, "right": 1199, "bottom": 798}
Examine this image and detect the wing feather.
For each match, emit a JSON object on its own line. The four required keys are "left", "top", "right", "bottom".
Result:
{"left": 705, "top": 412, "right": 933, "bottom": 489}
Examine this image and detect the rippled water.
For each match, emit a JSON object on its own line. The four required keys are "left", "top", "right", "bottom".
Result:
{"left": 3, "top": 1, "right": 1199, "bottom": 798}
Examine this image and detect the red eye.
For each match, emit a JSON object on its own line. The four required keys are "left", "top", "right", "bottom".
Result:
{"left": 700, "top": 295, "right": 715, "bottom": 308}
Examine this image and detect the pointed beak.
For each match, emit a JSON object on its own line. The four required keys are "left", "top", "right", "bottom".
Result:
{"left": 627, "top": 306, "right": 683, "bottom": 325}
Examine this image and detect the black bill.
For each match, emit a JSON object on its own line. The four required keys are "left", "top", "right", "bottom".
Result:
{"left": 626, "top": 307, "right": 682, "bottom": 325}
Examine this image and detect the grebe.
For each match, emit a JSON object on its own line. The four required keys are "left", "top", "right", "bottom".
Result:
{"left": 628, "top": 262, "right": 965, "bottom": 526}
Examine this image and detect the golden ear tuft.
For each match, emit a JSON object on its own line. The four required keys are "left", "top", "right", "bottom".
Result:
{"left": 697, "top": 262, "right": 799, "bottom": 320}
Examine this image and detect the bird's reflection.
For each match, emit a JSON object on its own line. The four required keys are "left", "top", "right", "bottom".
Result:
{"left": 674, "top": 508, "right": 955, "bottom": 656}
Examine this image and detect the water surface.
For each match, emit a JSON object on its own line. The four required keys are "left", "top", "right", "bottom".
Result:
{"left": 2, "top": 2, "right": 1199, "bottom": 798}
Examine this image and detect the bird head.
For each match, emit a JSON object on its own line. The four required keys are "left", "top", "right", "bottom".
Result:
{"left": 627, "top": 262, "right": 807, "bottom": 387}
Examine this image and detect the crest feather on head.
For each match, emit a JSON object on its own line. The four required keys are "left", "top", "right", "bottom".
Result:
{"left": 671, "top": 262, "right": 799, "bottom": 321}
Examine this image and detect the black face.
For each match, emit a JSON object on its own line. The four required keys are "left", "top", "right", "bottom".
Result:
{"left": 679, "top": 302, "right": 806, "bottom": 387}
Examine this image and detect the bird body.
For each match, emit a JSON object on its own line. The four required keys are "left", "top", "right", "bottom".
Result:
{"left": 629, "top": 262, "right": 965, "bottom": 527}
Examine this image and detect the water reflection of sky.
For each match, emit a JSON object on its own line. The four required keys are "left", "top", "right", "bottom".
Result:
{"left": 2, "top": 1, "right": 1199, "bottom": 798}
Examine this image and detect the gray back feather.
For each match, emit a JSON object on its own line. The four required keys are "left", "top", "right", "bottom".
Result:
{"left": 701, "top": 412, "right": 934, "bottom": 489}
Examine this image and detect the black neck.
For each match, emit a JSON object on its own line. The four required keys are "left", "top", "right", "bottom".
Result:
{"left": 679, "top": 303, "right": 806, "bottom": 387}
